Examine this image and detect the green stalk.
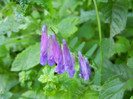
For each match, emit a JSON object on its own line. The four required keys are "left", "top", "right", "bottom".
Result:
{"left": 93, "top": 0, "right": 103, "bottom": 73}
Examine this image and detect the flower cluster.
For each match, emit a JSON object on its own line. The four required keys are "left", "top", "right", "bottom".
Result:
{"left": 40, "top": 25, "right": 92, "bottom": 81}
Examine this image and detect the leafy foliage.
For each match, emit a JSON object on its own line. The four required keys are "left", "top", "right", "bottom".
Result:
{"left": 0, "top": 0, "right": 133, "bottom": 99}
{"left": 11, "top": 43, "right": 40, "bottom": 71}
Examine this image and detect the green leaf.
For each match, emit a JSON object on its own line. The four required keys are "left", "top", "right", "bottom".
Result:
{"left": 115, "top": 36, "right": 130, "bottom": 54}
{"left": 31, "top": 10, "right": 40, "bottom": 19}
{"left": 79, "top": 10, "right": 96, "bottom": 23}
{"left": 11, "top": 43, "right": 40, "bottom": 71}
{"left": 69, "top": 37, "right": 78, "bottom": 48}
{"left": 0, "top": 91, "right": 13, "bottom": 99}
{"left": 124, "top": 78, "right": 133, "bottom": 90}
{"left": 100, "top": 76, "right": 125, "bottom": 99}
{"left": 43, "top": 82, "right": 57, "bottom": 96}
{"left": 101, "top": 0, "right": 128, "bottom": 37}
{"left": 80, "top": 88, "right": 99, "bottom": 99}
{"left": 58, "top": 73, "right": 81, "bottom": 93}
{"left": 101, "top": 38, "right": 115, "bottom": 58}
{"left": 38, "top": 66, "right": 58, "bottom": 83}
{"left": 0, "top": 74, "right": 17, "bottom": 91}
{"left": 59, "top": 0, "right": 81, "bottom": 17}
{"left": 86, "top": 44, "right": 98, "bottom": 57}
{"left": 0, "top": 45, "right": 8, "bottom": 57}
{"left": 103, "top": 58, "right": 133, "bottom": 81}
{"left": 19, "top": 90, "right": 47, "bottom": 99}
{"left": 49, "top": 91, "right": 71, "bottom": 99}
{"left": 100, "top": 76, "right": 133, "bottom": 99}
{"left": 58, "top": 17, "right": 79, "bottom": 38}
{"left": 93, "top": 71, "right": 101, "bottom": 86}
{"left": 77, "top": 24, "right": 95, "bottom": 39}
{"left": 76, "top": 42, "right": 85, "bottom": 51}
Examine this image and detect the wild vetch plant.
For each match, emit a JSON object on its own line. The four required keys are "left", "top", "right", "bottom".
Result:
{"left": 40, "top": 25, "right": 92, "bottom": 80}
{"left": 1, "top": 0, "right": 133, "bottom": 98}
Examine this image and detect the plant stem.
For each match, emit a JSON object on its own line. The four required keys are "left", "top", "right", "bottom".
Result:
{"left": 93, "top": 0, "right": 103, "bottom": 73}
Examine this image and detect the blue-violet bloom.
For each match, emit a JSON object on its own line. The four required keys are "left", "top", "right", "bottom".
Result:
{"left": 52, "top": 34, "right": 65, "bottom": 74}
{"left": 78, "top": 51, "right": 90, "bottom": 81}
{"left": 48, "top": 35, "right": 55, "bottom": 66}
{"left": 40, "top": 25, "right": 48, "bottom": 66}
{"left": 85, "top": 58, "right": 92, "bottom": 76}
{"left": 63, "top": 39, "right": 75, "bottom": 78}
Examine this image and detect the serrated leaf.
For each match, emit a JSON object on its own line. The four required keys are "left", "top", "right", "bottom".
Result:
{"left": 100, "top": 76, "right": 133, "bottom": 99}
{"left": 101, "top": 0, "right": 128, "bottom": 37}
{"left": 100, "top": 76, "right": 125, "bottom": 99}
{"left": 11, "top": 43, "right": 40, "bottom": 71}
{"left": 103, "top": 58, "right": 133, "bottom": 81}
{"left": 58, "top": 17, "right": 79, "bottom": 38}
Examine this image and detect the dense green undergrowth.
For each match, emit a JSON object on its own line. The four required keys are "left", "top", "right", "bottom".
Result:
{"left": 0, "top": 0, "right": 133, "bottom": 99}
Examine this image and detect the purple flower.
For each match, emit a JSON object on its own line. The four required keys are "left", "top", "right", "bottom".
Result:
{"left": 40, "top": 25, "right": 48, "bottom": 66}
{"left": 52, "top": 34, "right": 65, "bottom": 74}
{"left": 55, "top": 57, "right": 65, "bottom": 74}
{"left": 63, "top": 39, "right": 75, "bottom": 78}
{"left": 78, "top": 51, "right": 90, "bottom": 81}
{"left": 85, "top": 58, "right": 92, "bottom": 76}
{"left": 54, "top": 47, "right": 65, "bottom": 74}
{"left": 48, "top": 35, "right": 55, "bottom": 66}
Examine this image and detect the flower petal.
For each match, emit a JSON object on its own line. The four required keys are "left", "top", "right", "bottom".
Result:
{"left": 78, "top": 51, "right": 89, "bottom": 81}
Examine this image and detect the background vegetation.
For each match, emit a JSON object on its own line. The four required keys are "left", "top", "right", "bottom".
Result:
{"left": 0, "top": 0, "right": 133, "bottom": 98}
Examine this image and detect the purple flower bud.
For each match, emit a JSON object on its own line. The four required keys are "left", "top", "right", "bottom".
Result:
{"left": 78, "top": 51, "right": 89, "bottom": 81}
{"left": 52, "top": 34, "right": 65, "bottom": 74}
{"left": 85, "top": 58, "right": 92, "bottom": 76}
{"left": 63, "top": 39, "right": 75, "bottom": 78}
{"left": 54, "top": 48, "right": 65, "bottom": 74}
{"left": 48, "top": 35, "right": 55, "bottom": 66}
{"left": 52, "top": 34, "right": 61, "bottom": 63}
{"left": 40, "top": 25, "right": 48, "bottom": 66}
